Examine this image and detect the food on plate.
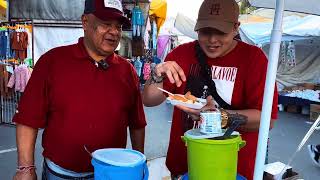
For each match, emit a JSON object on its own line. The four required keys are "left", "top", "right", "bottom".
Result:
{"left": 169, "top": 94, "right": 188, "bottom": 102}
{"left": 184, "top": 91, "right": 197, "bottom": 103}
{"left": 169, "top": 91, "right": 199, "bottom": 104}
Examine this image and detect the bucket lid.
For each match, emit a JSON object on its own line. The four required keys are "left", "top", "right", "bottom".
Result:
{"left": 92, "top": 148, "right": 146, "bottom": 167}
{"left": 184, "top": 129, "right": 240, "bottom": 140}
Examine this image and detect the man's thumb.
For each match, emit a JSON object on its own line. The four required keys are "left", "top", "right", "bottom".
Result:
{"left": 206, "top": 95, "right": 214, "bottom": 105}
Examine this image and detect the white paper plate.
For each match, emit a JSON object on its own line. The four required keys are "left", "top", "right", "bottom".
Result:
{"left": 167, "top": 97, "right": 206, "bottom": 110}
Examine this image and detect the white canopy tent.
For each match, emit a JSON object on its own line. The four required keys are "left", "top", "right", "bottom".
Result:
{"left": 248, "top": 0, "right": 320, "bottom": 16}
{"left": 239, "top": 13, "right": 320, "bottom": 87}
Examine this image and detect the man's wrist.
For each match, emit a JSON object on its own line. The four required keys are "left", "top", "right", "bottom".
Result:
{"left": 147, "top": 65, "right": 165, "bottom": 85}
{"left": 16, "top": 165, "right": 36, "bottom": 173}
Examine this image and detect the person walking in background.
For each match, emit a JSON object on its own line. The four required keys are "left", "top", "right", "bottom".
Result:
{"left": 308, "top": 144, "right": 320, "bottom": 167}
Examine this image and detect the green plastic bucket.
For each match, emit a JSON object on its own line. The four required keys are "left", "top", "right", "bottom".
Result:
{"left": 183, "top": 135, "right": 246, "bottom": 180}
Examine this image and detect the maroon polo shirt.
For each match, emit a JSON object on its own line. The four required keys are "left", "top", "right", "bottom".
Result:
{"left": 13, "top": 38, "right": 146, "bottom": 172}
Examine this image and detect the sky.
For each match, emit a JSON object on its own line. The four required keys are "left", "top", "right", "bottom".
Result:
{"left": 165, "top": 0, "right": 203, "bottom": 19}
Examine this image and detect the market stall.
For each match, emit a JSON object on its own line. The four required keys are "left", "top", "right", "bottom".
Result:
{"left": 0, "top": 0, "right": 6, "bottom": 20}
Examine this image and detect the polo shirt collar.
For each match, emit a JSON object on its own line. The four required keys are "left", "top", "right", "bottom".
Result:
{"left": 75, "top": 37, "right": 119, "bottom": 65}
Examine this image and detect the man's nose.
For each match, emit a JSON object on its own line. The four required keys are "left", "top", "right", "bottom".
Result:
{"left": 208, "top": 34, "right": 218, "bottom": 43}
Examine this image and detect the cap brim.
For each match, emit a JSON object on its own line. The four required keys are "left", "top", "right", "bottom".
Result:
{"left": 194, "top": 20, "right": 234, "bottom": 33}
{"left": 93, "top": 11, "right": 131, "bottom": 29}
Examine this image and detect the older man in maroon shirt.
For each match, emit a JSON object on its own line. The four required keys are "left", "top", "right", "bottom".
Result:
{"left": 13, "top": 0, "right": 146, "bottom": 179}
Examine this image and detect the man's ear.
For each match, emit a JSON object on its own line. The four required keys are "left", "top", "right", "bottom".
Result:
{"left": 233, "top": 22, "right": 241, "bottom": 35}
{"left": 82, "top": 14, "right": 88, "bottom": 31}
{"left": 234, "top": 22, "right": 240, "bottom": 31}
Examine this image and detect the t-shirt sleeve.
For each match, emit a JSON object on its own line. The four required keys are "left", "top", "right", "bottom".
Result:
{"left": 13, "top": 53, "right": 51, "bottom": 128}
{"left": 128, "top": 64, "right": 147, "bottom": 129}
{"left": 245, "top": 47, "right": 278, "bottom": 119}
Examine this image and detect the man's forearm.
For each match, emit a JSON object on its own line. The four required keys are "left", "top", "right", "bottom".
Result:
{"left": 16, "top": 123, "right": 38, "bottom": 166}
{"left": 226, "top": 109, "right": 275, "bottom": 131}
{"left": 142, "top": 80, "right": 166, "bottom": 107}
{"left": 129, "top": 128, "right": 145, "bottom": 153}
{"left": 227, "top": 109, "right": 261, "bottom": 132}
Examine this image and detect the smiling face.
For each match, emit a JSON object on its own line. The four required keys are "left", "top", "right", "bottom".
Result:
{"left": 82, "top": 14, "right": 122, "bottom": 59}
{"left": 197, "top": 24, "right": 240, "bottom": 58}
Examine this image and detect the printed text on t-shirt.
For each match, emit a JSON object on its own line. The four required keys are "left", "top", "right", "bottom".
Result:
{"left": 211, "top": 66, "right": 238, "bottom": 82}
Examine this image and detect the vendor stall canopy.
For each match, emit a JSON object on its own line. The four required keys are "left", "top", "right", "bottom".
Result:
{"left": 149, "top": 0, "right": 167, "bottom": 34}
{"left": 9, "top": 0, "right": 150, "bottom": 21}
{"left": 248, "top": 0, "right": 320, "bottom": 16}
{"left": 0, "top": 0, "right": 6, "bottom": 19}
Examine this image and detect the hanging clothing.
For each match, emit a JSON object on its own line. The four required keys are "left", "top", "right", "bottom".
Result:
{"left": 10, "top": 31, "right": 28, "bottom": 60}
{"left": 131, "top": 36, "right": 145, "bottom": 57}
{"left": 144, "top": 17, "right": 151, "bottom": 49}
{"left": 287, "top": 41, "right": 296, "bottom": 67}
{"left": 134, "top": 58, "right": 143, "bottom": 77}
{"left": 157, "top": 35, "right": 170, "bottom": 58}
{"left": 143, "top": 62, "right": 151, "bottom": 80}
{"left": 132, "top": 6, "right": 144, "bottom": 37}
{"left": 152, "top": 56, "right": 161, "bottom": 64}
{"left": 25, "top": 28, "right": 33, "bottom": 59}
{"left": 152, "top": 21, "right": 157, "bottom": 50}
{"left": 0, "top": 64, "right": 10, "bottom": 97}
{"left": 7, "top": 64, "right": 31, "bottom": 92}
{"left": 0, "top": 30, "right": 7, "bottom": 58}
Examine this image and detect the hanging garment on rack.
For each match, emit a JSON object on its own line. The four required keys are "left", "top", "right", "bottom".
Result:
{"left": 280, "top": 41, "right": 286, "bottom": 64}
{"left": 25, "top": 28, "right": 33, "bottom": 59}
{"left": 152, "top": 21, "right": 157, "bottom": 50}
{"left": 132, "top": 6, "right": 144, "bottom": 37}
{"left": 157, "top": 35, "right": 170, "bottom": 59}
{"left": 0, "top": 30, "right": 7, "bottom": 58}
{"left": 143, "top": 61, "right": 151, "bottom": 80}
{"left": 132, "top": 36, "right": 145, "bottom": 57}
{"left": 144, "top": 17, "right": 151, "bottom": 49}
{"left": 134, "top": 57, "right": 143, "bottom": 77}
{"left": 0, "top": 28, "right": 15, "bottom": 60}
{"left": 287, "top": 40, "right": 296, "bottom": 67}
{"left": 10, "top": 31, "right": 28, "bottom": 60}
{"left": 7, "top": 64, "right": 31, "bottom": 92}
{"left": 0, "top": 64, "right": 11, "bottom": 97}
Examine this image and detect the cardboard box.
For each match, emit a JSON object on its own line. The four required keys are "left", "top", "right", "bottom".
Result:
{"left": 310, "top": 104, "right": 320, "bottom": 121}
{"left": 263, "top": 162, "right": 301, "bottom": 180}
{"left": 286, "top": 105, "right": 301, "bottom": 113}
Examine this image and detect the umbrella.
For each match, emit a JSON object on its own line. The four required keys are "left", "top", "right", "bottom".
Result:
{"left": 149, "top": 0, "right": 167, "bottom": 34}
{"left": 247, "top": 0, "right": 320, "bottom": 179}
{"left": 0, "top": 0, "right": 6, "bottom": 15}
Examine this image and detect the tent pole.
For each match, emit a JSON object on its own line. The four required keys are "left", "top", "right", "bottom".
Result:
{"left": 253, "top": 0, "right": 285, "bottom": 179}
{"left": 6, "top": 0, "right": 9, "bottom": 21}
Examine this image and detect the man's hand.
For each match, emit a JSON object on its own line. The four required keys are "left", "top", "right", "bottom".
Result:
{"left": 155, "top": 61, "right": 186, "bottom": 87}
{"left": 175, "top": 96, "right": 216, "bottom": 120}
{"left": 13, "top": 169, "right": 37, "bottom": 180}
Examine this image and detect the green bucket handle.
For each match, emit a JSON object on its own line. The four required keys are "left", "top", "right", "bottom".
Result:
{"left": 238, "top": 140, "right": 246, "bottom": 150}
{"left": 182, "top": 136, "right": 187, "bottom": 146}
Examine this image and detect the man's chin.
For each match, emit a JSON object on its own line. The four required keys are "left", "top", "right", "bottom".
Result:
{"left": 99, "top": 48, "right": 115, "bottom": 56}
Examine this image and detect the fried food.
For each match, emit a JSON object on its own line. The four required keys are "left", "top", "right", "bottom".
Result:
{"left": 169, "top": 94, "right": 189, "bottom": 102}
{"left": 169, "top": 91, "right": 199, "bottom": 104}
{"left": 184, "top": 91, "right": 197, "bottom": 103}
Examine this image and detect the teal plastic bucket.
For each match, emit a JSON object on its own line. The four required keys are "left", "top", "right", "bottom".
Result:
{"left": 91, "top": 148, "right": 149, "bottom": 180}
